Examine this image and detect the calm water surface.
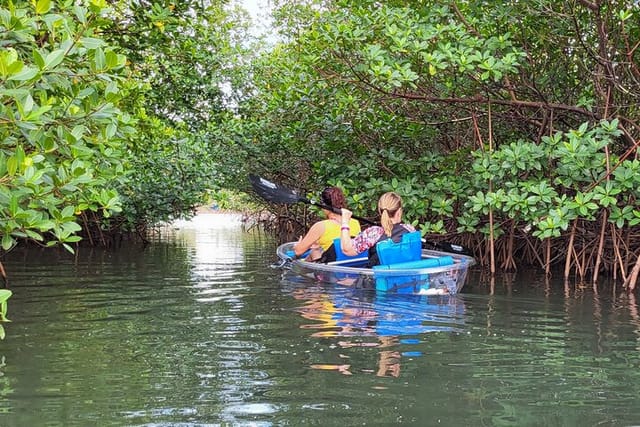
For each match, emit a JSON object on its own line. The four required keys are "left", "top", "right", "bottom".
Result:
{"left": 0, "top": 214, "right": 639, "bottom": 426}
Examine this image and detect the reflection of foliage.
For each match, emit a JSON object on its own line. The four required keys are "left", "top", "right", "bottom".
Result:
{"left": 0, "top": 290, "right": 10, "bottom": 321}
{"left": 0, "top": 289, "right": 12, "bottom": 340}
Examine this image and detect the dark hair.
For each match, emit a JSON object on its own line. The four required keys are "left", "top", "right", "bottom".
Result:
{"left": 320, "top": 187, "right": 347, "bottom": 209}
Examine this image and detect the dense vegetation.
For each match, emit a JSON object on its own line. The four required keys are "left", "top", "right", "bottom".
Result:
{"left": 1, "top": 0, "right": 640, "bottom": 294}
{"left": 0, "top": 0, "right": 254, "bottom": 255}
{"left": 239, "top": 0, "right": 640, "bottom": 289}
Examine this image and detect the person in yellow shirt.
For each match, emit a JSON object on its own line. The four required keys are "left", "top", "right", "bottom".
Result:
{"left": 293, "top": 186, "right": 361, "bottom": 262}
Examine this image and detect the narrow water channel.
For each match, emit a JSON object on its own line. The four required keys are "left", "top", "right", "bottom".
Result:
{"left": 0, "top": 213, "right": 639, "bottom": 426}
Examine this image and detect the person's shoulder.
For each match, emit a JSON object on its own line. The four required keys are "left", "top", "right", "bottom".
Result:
{"left": 310, "top": 219, "right": 329, "bottom": 230}
{"left": 403, "top": 223, "right": 416, "bottom": 232}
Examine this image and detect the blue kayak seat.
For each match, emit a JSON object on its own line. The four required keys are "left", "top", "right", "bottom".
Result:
{"left": 375, "top": 231, "right": 422, "bottom": 265}
{"left": 372, "top": 234, "right": 454, "bottom": 293}
{"left": 285, "top": 249, "right": 311, "bottom": 259}
{"left": 372, "top": 256, "right": 454, "bottom": 270}
{"left": 331, "top": 237, "right": 368, "bottom": 267}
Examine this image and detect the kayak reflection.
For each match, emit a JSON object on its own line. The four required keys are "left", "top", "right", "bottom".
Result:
{"left": 281, "top": 278, "right": 466, "bottom": 377}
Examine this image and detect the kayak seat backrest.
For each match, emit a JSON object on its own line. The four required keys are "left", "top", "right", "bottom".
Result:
{"left": 375, "top": 231, "right": 422, "bottom": 265}
{"left": 332, "top": 237, "right": 367, "bottom": 261}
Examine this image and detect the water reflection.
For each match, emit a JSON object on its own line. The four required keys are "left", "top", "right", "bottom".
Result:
{"left": 630, "top": 293, "right": 640, "bottom": 352}
{"left": 282, "top": 278, "right": 466, "bottom": 378}
{"left": 2, "top": 218, "right": 640, "bottom": 425}
{"left": 163, "top": 213, "right": 244, "bottom": 265}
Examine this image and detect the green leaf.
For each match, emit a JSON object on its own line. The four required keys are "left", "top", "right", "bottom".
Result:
{"left": 35, "top": 0, "right": 52, "bottom": 14}
{"left": 8, "top": 194, "right": 19, "bottom": 216}
{"left": 25, "top": 229, "right": 43, "bottom": 240}
{"left": 8, "top": 66, "right": 39, "bottom": 81}
{"left": 37, "top": 220, "right": 56, "bottom": 231}
{"left": 44, "top": 49, "right": 66, "bottom": 69}
{"left": 93, "top": 47, "right": 106, "bottom": 70}
{"left": 62, "top": 221, "right": 82, "bottom": 233}
{"left": 80, "top": 37, "right": 106, "bottom": 50}
{"left": 24, "top": 105, "right": 52, "bottom": 121}
{"left": 61, "top": 206, "right": 76, "bottom": 219}
{"left": 1, "top": 234, "right": 14, "bottom": 251}
{"left": 105, "top": 51, "right": 120, "bottom": 69}
{"left": 6, "top": 157, "right": 18, "bottom": 176}
{"left": 0, "top": 290, "right": 11, "bottom": 302}
{"left": 105, "top": 80, "right": 118, "bottom": 97}
{"left": 32, "top": 49, "right": 45, "bottom": 69}
{"left": 0, "top": 48, "right": 18, "bottom": 76}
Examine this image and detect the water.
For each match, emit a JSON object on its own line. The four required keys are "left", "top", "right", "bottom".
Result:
{"left": 0, "top": 213, "right": 639, "bottom": 426}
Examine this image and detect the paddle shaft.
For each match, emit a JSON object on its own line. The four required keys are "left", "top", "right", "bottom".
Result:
{"left": 302, "top": 197, "right": 377, "bottom": 226}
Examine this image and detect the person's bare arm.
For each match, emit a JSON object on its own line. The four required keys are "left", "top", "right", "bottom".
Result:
{"left": 339, "top": 209, "right": 359, "bottom": 256}
{"left": 294, "top": 221, "right": 324, "bottom": 256}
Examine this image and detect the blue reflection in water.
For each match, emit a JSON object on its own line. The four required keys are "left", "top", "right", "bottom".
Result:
{"left": 281, "top": 277, "right": 466, "bottom": 377}
{"left": 373, "top": 293, "right": 465, "bottom": 338}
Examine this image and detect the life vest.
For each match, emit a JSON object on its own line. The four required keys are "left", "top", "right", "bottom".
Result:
{"left": 367, "top": 223, "right": 414, "bottom": 267}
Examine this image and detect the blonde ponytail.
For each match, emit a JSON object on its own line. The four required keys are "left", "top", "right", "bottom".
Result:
{"left": 380, "top": 209, "right": 393, "bottom": 237}
{"left": 377, "top": 192, "right": 402, "bottom": 237}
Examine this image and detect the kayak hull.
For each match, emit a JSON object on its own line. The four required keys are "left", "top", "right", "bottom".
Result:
{"left": 277, "top": 242, "right": 475, "bottom": 295}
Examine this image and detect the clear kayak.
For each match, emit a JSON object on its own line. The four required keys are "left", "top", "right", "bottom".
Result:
{"left": 276, "top": 242, "right": 476, "bottom": 295}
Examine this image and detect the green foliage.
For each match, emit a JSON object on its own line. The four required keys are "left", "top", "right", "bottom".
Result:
{"left": 118, "top": 135, "right": 215, "bottom": 226}
{"left": 0, "top": 0, "right": 130, "bottom": 252}
{"left": 105, "top": 0, "right": 255, "bottom": 132}
{"left": 0, "top": 289, "right": 11, "bottom": 339}
{"left": 207, "top": 188, "right": 259, "bottom": 212}
{"left": 239, "top": 1, "right": 531, "bottom": 221}
{"left": 460, "top": 120, "right": 626, "bottom": 238}
{"left": 4, "top": 0, "right": 639, "bottom": 277}
{"left": 1, "top": 0, "right": 255, "bottom": 247}
{"left": 100, "top": 0, "right": 257, "bottom": 229}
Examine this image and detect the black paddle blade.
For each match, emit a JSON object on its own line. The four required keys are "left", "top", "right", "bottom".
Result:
{"left": 423, "top": 239, "right": 472, "bottom": 256}
{"left": 248, "top": 174, "right": 306, "bottom": 204}
{"left": 248, "top": 174, "right": 377, "bottom": 225}
{"left": 437, "top": 241, "right": 472, "bottom": 256}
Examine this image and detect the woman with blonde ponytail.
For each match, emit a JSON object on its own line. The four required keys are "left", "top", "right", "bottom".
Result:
{"left": 339, "top": 192, "right": 415, "bottom": 266}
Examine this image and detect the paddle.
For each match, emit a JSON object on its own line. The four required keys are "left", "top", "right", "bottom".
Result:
{"left": 422, "top": 239, "right": 472, "bottom": 256}
{"left": 248, "top": 174, "right": 472, "bottom": 256}
{"left": 248, "top": 174, "right": 376, "bottom": 225}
